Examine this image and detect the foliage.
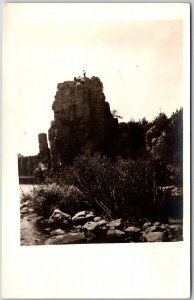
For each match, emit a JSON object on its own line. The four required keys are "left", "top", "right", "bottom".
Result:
{"left": 21, "top": 183, "right": 85, "bottom": 218}
{"left": 59, "top": 153, "right": 156, "bottom": 219}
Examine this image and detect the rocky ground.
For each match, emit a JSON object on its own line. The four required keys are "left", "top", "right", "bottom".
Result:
{"left": 20, "top": 201, "right": 183, "bottom": 246}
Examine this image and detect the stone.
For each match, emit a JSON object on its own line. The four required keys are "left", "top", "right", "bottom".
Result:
{"left": 20, "top": 207, "right": 29, "bottom": 214}
{"left": 154, "top": 222, "right": 160, "bottom": 226}
{"left": 94, "top": 216, "right": 102, "bottom": 222}
{"left": 124, "top": 226, "right": 141, "bottom": 233}
{"left": 148, "top": 225, "right": 158, "bottom": 232}
{"left": 76, "top": 225, "right": 82, "bottom": 230}
{"left": 50, "top": 229, "right": 65, "bottom": 236}
{"left": 97, "top": 219, "right": 108, "bottom": 226}
{"left": 168, "top": 224, "right": 182, "bottom": 232}
{"left": 27, "top": 213, "right": 38, "bottom": 218}
{"left": 107, "top": 219, "right": 122, "bottom": 228}
{"left": 45, "top": 227, "right": 51, "bottom": 231}
{"left": 86, "top": 212, "right": 95, "bottom": 218}
{"left": 86, "top": 231, "right": 96, "bottom": 242}
{"left": 160, "top": 224, "right": 169, "bottom": 230}
{"left": 107, "top": 229, "right": 125, "bottom": 237}
{"left": 48, "top": 76, "right": 118, "bottom": 168}
{"left": 72, "top": 211, "right": 88, "bottom": 219}
{"left": 45, "top": 232, "right": 86, "bottom": 245}
{"left": 83, "top": 221, "right": 98, "bottom": 231}
{"left": 48, "top": 209, "right": 71, "bottom": 225}
{"left": 109, "top": 226, "right": 115, "bottom": 230}
{"left": 20, "top": 200, "right": 29, "bottom": 208}
{"left": 143, "top": 222, "right": 152, "bottom": 229}
{"left": 49, "top": 209, "right": 71, "bottom": 220}
{"left": 29, "top": 208, "right": 34, "bottom": 212}
{"left": 72, "top": 211, "right": 95, "bottom": 224}
{"left": 101, "top": 226, "right": 108, "bottom": 230}
{"left": 145, "top": 232, "right": 165, "bottom": 242}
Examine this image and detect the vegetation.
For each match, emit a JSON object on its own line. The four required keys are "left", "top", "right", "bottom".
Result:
{"left": 21, "top": 108, "right": 183, "bottom": 221}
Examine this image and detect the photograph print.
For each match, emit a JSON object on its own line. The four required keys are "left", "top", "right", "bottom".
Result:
{"left": 8, "top": 4, "right": 189, "bottom": 246}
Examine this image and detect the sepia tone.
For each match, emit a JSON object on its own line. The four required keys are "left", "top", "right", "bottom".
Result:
{"left": 19, "top": 73, "right": 183, "bottom": 245}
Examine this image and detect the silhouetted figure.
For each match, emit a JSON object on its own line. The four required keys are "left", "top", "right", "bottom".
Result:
{"left": 83, "top": 70, "right": 86, "bottom": 77}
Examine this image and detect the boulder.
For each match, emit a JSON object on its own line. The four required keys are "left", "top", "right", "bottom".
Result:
{"left": 83, "top": 221, "right": 98, "bottom": 231}
{"left": 72, "top": 211, "right": 88, "bottom": 219}
{"left": 145, "top": 232, "right": 165, "bottom": 242}
{"left": 86, "top": 231, "right": 96, "bottom": 242}
{"left": 124, "top": 226, "right": 141, "bottom": 233}
{"left": 20, "top": 207, "right": 29, "bottom": 214}
{"left": 48, "top": 209, "right": 71, "bottom": 225}
{"left": 148, "top": 225, "right": 158, "bottom": 232}
{"left": 45, "top": 232, "right": 86, "bottom": 245}
{"left": 94, "top": 216, "right": 102, "bottom": 222}
{"left": 154, "top": 222, "right": 160, "bottom": 226}
{"left": 50, "top": 229, "right": 66, "bottom": 236}
{"left": 49, "top": 209, "right": 71, "bottom": 220}
{"left": 20, "top": 200, "right": 29, "bottom": 208}
{"left": 97, "top": 219, "right": 108, "bottom": 227}
{"left": 107, "top": 229, "right": 125, "bottom": 237}
{"left": 160, "top": 224, "right": 169, "bottom": 230}
{"left": 72, "top": 211, "right": 95, "bottom": 224}
{"left": 107, "top": 219, "right": 122, "bottom": 228}
{"left": 143, "top": 222, "right": 152, "bottom": 229}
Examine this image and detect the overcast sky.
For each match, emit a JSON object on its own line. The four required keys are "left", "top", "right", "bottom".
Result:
{"left": 3, "top": 4, "right": 185, "bottom": 155}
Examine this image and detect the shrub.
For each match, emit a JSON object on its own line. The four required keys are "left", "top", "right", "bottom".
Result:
{"left": 21, "top": 183, "right": 85, "bottom": 218}
{"left": 60, "top": 153, "right": 156, "bottom": 219}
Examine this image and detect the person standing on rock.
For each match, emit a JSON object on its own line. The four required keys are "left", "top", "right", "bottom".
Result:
{"left": 83, "top": 70, "right": 86, "bottom": 77}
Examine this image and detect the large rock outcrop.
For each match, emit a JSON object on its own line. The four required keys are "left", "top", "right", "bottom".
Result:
{"left": 18, "top": 133, "right": 51, "bottom": 180}
{"left": 48, "top": 76, "right": 118, "bottom": 169}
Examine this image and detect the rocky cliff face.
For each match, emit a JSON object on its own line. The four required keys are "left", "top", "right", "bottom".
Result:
{"left": 18, "top": 133, "right": 51, "bottom": 178}
{"left": 146, "top": 126, "right": 168, "bottom": 160}
{"left": 48, "top": 76, "right": 118, "bottom": 169}
{"left": 18, "top": 155, "right": 39, "bottom": 177}
{"left": 38, "top": 133, "right": 51, "bottom": 169}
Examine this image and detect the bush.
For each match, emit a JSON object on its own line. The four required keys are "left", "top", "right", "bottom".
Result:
{"left": 59, "top": 153, "right": 156, "bottom": 219}
{"left": 22, "top": 183, "right": 85, "bottom": 218}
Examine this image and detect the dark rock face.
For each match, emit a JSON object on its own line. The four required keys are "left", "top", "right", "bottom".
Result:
{"left": 18, "top": 133, "right": 51, "bottom": 178}
{"left": 18, "top": 155, "right": 39, "bottom": 177}
{"left": 48, "top": 76, "right": 118, "bottom": 169}
{"left": 38, "top": 133, "right": 51, "bottom": 169}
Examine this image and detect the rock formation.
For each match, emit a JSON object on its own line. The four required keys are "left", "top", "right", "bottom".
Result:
{"left": 48, "top": 75, "right": 118, "bottom": 169}
{"left": 18, "top": 155, "right": 39, "bottom": 177}
{"left": 18, "top": 133, "right": 51, "bottom": 180}
{"left": 146, "top": 126, "right": 168, "bottom": 160}
{"left": 38, "top": 133, "right": 51, "bottom": 169}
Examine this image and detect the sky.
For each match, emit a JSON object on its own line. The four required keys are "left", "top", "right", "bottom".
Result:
{"left": 3, "top": 4, "right": 186, "bottom": 156}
